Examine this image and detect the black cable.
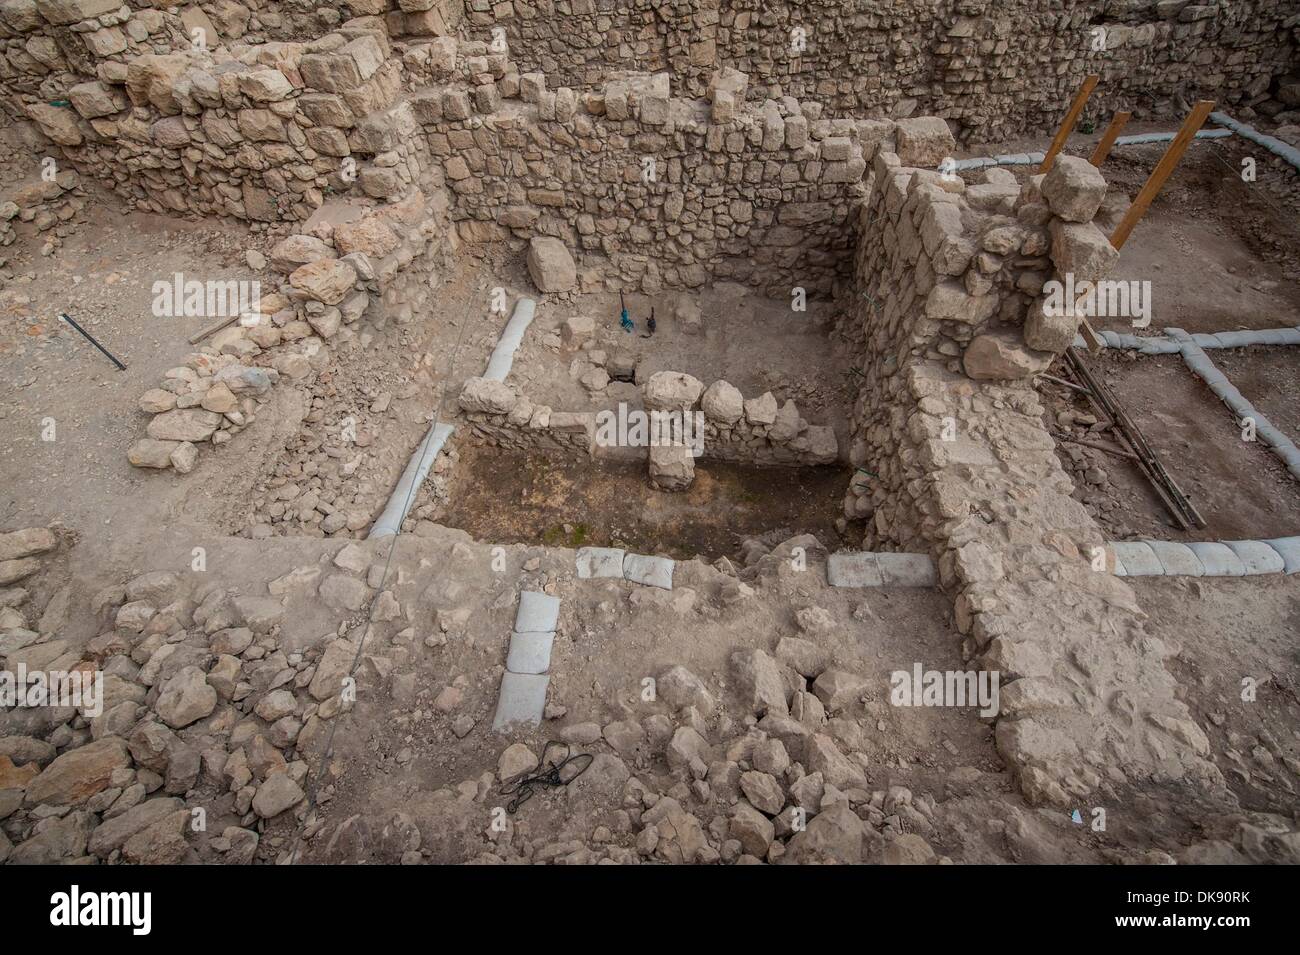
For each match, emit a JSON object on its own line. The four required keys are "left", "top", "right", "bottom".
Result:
{"left": 499, "top": 741, "right": 594, "bottom": 813}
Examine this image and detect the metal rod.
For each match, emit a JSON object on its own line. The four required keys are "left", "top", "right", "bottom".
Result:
{"left": 59, "top": 313, "right": 125, "bottom": 371}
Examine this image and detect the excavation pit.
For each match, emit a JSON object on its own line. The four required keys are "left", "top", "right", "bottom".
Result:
{"left": 428, "top": 444, "right": 855, "bottom": 561}
{"left": 3, "top": 6, "right": 1298, "bottom": 872}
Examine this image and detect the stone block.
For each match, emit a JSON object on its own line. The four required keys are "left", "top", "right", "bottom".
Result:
{"left": 525, "top": 236, "right": 575, "bottom": 293}
{"left": 894, "top": 116, "right": 955, "bottom": 167}
{"left": 877, "top": 553, "right": 937, "bottom": 587}
{"left": 1041, "top": 155, "right": 1107, "bottom": 222}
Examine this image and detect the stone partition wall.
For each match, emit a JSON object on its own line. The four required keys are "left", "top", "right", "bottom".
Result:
{"left": 463, "top": 0, "right": 1297, "bottom": 142}
{"left": 837, "top": 120, "right": 1230, "bottom": 810}
{"left": 839, "top": 120, "right": 1123, "bottom": 538}
{"left": 456, "top": 369, "right": 840, "bottom": 467}
{"left": 127, "top": 185, "right": 456, "bottom": 475}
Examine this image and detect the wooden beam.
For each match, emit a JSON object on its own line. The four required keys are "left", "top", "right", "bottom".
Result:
{"left": 1109, "top": 100, "right": 1214, "bottom": 250}
{"left": 188, "top": 314, "right": 242, "bottom": 345}
{"left": 1089, "top": 110, "right": 1132, "bottom": 166}
{"left": 1038, "top": 74, "right": 1100, "bottom": 174}
{"left": 1078, "top": 318, "right": 1105, "bottom": 356}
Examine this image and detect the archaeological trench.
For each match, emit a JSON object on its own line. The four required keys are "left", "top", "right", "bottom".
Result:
{"left": 0, "top": 0, "right": 1297, "bottom": 871}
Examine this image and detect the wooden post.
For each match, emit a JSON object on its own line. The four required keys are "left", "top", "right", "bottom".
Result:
{"left": 1038, "top": 74, "right": 1100, "bottom": 174}
{"left": 1109, "top": 100, "right": 1214, "bottom": 250}
{"left": 1089, "top": 110, "right": 1132, "bottom": 166}
{"left": 1078, "top": 318, "right": 1105, "bottom": 356}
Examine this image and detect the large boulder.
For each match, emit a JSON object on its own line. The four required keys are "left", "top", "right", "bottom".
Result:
{"left": 252, "top": 773, "right": 304, "bottom": 819}
{"left": 642, "top": 371, "right": 703, "bottom": 412}
{"left": 289, "top": 258, "right": 357, "bottom": 305}
{"left": 270, "top": 234, "right": 333, "bottom": 272}
{"left": 155, "top": 666, "right": 217, "bottom": 729}
{"left": 700, "top": 380, "right": 744, "bottom": 425}
{"left": 23, "top": 737, "right": 130, "bottom": 807}
{"left": 146, "top": 409, "right": 220, "bottom": 444}
{"left": 657, "top": 665, "right": 715, "bottom": 712}
{"left": 0, "top": 527, "right": 56, "bottom": 562}
{"left": 333, "top": 217, "right": 400, "bottom": 258}
{"left": 1024, "top": 299, "right": 1079, "bottom": 353}
{"left": 457, "top": 377, "right": 519, "bottom": 415}
{"left": 1041, "top": 155, "right": 1107, "bottom": 223}
{"left": 25, "top": 103, "right": 82, "bottom": 146}
{"left": 963, "top": 333, "right": 1052, "bottom": 381}
{"left": 1049, "top": 219, "right": 1119, "bottom": 285}
{"left": 781, "top": 802, "right": 866, "bottom": 864}
{"left": 894, "top": 116, "right": 955, "bottom": 167}
{"left": 649, "top": 444, "right": 695, "bottom": 492}
{"left": 67, "top": 80, "right": 121, "bottom": 119}
{"left": 525, "top": 237, "right": 576, "bottom": 293}
{"left": 729, "top": 648, "right": 789, "bottom": 716}
{"left": 35, "top": 0, "right": 120, "bottom": 26}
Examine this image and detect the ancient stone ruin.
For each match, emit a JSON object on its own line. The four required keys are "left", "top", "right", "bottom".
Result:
{"left": 0, "top": 0, "right": 1298, "bottom": 884}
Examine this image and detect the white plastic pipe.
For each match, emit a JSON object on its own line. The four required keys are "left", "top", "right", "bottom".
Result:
{"left": 955, "top": 129, "right": 1232, "bottom": 171}
{"left": 1165, "top": 328, "right": 1300, "bottom": 481}
{"left": 484, "top": 298, "right": 536, "bottom": 381}
{"left": 1209, "top": 111, "right": 1300, "bottom": 172}
{"left": 367, "top": 422, "right": 455, "bottom": 539}
{"left": 1073, "top": 326, "right": 1300, "bottom": 353}
{"left": 1113, "top": 128, "right": 1231, "bottom": 147}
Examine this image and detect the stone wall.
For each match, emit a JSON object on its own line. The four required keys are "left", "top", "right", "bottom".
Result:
{"left": 5, "top": 8, "right": 431, "bottom": 222}
{"left": 462, "top": 0, "right": 1298, "bottom": 142}
{"left": 831, "top": 116, "right": 1228, "bottom": 809}
{"left": 455, "top": 369, "right": 840, "bottom": 467}
{"left": 414, "top": 39, "right": 882, "bottom": 296}
{"left": 839, "top": 120, "right": 1122, "bottom": 536}
{"left": 127, "top": 186, "right": 456, "bottom": 476}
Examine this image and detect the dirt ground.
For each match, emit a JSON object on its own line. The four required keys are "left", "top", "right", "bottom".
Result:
{"left": 509, "top": 284, "right": 854, "bottom": 436}
{"left": 1134, "top": 575, "right": 1300, "bottom": 816}
{"left": 1041, "top": 349, "right": 1300, "bottom": 541}
{"left": 963, "top": 126, "right": 1300, "bottom": 335}
{"left": 1211, "top": 346, "right": 1300, "bottom": 442}
{"left": 1101, "top": 139, "right": 1300, "bottom": 335}
{"left": 295, "top": 529, "right": 1020, "bottom": 864}
{"left": 434, "top": 443, "right": 854, "bottom": 560}
{"left": 0, "top": 202, "right": 283, "bottom": 539}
